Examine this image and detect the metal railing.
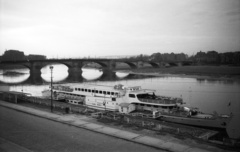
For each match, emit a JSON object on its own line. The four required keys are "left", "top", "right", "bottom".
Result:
{"left": 138, "top": 98, "right": 178, "bottom": 105}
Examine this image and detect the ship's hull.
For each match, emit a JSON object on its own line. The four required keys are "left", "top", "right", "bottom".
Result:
{"left": 158, "top": 115, "right": 231, "bottom": 129}
{"left": 85, "top": 96, "right": 119, "bottom": 111}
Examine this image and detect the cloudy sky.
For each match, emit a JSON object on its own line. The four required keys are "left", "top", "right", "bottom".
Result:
{"left": 0, "top": 0, "right": 239, "bottom": 58}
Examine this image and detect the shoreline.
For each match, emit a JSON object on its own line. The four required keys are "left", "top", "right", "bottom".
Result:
{"left": 129, "top": 72, "right": 240, "bottom": 81}
{"left": 116, "top": 66, "right": 240, "bottom": 81}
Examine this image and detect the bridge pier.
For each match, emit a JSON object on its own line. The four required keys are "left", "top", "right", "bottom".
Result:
{"left": 107, "top": 60, "right": 116, "bottom": 70}
{"left": 100, "top": 69, "right": 116, "bottom": 81}
{"left": 67, "top": 62, "right": 83, "bottom": 82}
{"left": 29, "top": 63, "right": 43, "bottom": 84}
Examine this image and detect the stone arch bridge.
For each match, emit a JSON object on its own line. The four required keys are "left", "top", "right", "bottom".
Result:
{"left": 0, "top": 59, "right": 190, "bottom": 83}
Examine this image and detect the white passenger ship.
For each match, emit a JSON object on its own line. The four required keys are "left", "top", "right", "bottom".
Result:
{"left": 42, "top": 83, "right": 231, "bottom": 129}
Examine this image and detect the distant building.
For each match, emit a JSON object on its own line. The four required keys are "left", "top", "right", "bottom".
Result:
{"left": 150, "top": 52, "right": 187, "bottom": 62}
{"left": 1, "top": 50, "right": 25, "bottom": 61}
{"left": 27, "top": 54, "right": 46, "bottom": 60}
{"left": 194, "top": 50, "right": 240, "bottom": 65}
{"left": 0, "top": 50, "right": 47, "bottom": 61}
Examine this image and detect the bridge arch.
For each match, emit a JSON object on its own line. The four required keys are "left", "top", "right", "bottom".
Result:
{"left": 122, "top": 62, "right": 138, "bottom": 69}
{"left": 146, "top": 61, "right": 160, "bottom": 68}
{"left": 91, "top": 61, "right": 108, "bottom": 68}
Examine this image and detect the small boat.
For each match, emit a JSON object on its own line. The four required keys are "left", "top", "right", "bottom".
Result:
{"left": 155, "top": 106, "right": 231, "bottom": 129}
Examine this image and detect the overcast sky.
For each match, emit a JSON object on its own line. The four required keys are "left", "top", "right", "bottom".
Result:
{"left": 0, "top": 0, "right": 240, "bottom": 58}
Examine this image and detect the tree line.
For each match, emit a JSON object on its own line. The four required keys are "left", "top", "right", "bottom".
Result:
{"left": 1, "top": 49, "right": 239, "bottom": 65}
{"left": 124, "top": 50, "right": 240, "bottom": 65}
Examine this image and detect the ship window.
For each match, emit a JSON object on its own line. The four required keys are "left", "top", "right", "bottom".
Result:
{"left": 129, "top": 94, "right": 135, "bottom": 98}
{"left": 81, "top": 88, "right": 84, "bottom": 91}
{"left": 107, "top": 91, "right": 110, "bottom": 95}
{"left": 88, "top": 89, "right": 91, "bottom": 92}
{"left": 84, "top": 89, "right": 87, "bottom": 92}
{"left": 112, "top": 98, "right": 116, "bottom": 101}
{"left": 99, "top": 91, "right": 102, "bottom": 94}
{"left": 111, "top": 92, "right": 114, "bottom": 95}
{"left": 75, "top": 88, "right": 77, "bottom": 91}
{"left": 96, "top": 90, "right": 98, "bottom": 93}
{"left": 92, "top": 90, "right": 95, "bottom": 93}
{"left": 103, "top": 91, "right": 106, "bottom": 94}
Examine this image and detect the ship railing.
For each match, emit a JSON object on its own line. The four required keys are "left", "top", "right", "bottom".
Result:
{"left": 159, "top": 111, "right": 189, "bottom": 117}
{"left": 138, "top": 98, "right": 177, "bottom": 105}
{"left": 130, "top": 112, "right": 154, "bottom": 118}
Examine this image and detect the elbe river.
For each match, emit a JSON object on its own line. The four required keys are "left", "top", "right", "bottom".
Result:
{"left": 0, "top": 64, "right": 239, "bottom": 115}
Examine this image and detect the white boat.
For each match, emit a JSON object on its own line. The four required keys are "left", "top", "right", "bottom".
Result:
{"left": 42, "top": 85, "right": 84, "bottom": 104}
{"left": 42, "top": 83, "right": 231, "bottom": 129}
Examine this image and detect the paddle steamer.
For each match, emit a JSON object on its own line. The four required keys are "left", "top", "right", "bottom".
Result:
{"left": 42, "top": 84, "right": 231, "bottom": 129}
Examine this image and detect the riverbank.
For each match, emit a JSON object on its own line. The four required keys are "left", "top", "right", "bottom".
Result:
{"left": 122, "top": 66, "right": 240, "bottom": 80}
{"left": 1, "top": 100, "right": 236, "bottom": 152}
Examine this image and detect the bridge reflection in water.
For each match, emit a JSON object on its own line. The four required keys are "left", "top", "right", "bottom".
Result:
{"left": 0, "top": 64, "right": 147, "bottom": 84}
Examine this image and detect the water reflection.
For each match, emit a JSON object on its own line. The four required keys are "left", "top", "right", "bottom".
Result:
{"left": 10, "top": 85, "right": 49, "bottom": 97}
{"left": 41, "top": 64, "right": 68, "bottom": 82}
{"left": 0, "top": 73, "right": 30, "bottom": 84}
{"left": 197, "top": 78, "right": 236, "bottom": 85}
{"left": 0, "top": 68, "right": 30, "bottom": 84}
{"left": 116, "top": 72, "right": 129, "bottom": 79}
{"left": 82, "top": 68, "right": 103, "bottom": 81}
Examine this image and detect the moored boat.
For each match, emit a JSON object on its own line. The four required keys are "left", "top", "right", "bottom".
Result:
{"left": 41, "top": 83, "right": 231, "bottom": 129}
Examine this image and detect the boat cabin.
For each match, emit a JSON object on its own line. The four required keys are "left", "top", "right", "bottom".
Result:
{"left": 118, "top": 103, "right": 136, "bottom": 114}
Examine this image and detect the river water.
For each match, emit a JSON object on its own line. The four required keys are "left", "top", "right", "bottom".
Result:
{"left": 0, "top": 64, "right": 239, "bottom": 115}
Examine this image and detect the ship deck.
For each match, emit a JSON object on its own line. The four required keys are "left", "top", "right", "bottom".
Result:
{"left": 138, "top": 97, "right": 181, "bottom": 105}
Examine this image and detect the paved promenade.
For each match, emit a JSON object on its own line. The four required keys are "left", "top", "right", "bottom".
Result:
{"left": 0, "top": 137, "right": 33, "bottom": 152}
{"left": 0, "top": 101, "right": 232, "bottom": 152}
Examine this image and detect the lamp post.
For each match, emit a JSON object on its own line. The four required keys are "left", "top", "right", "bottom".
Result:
{"left": 50, "top": 65, "right": 53, "bottom": 112}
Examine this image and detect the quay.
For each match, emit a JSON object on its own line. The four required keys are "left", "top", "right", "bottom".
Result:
{"left": 0, "top": 100, "right": 230, "bottom": 152}
{"left": 0, "top": 91, "right": 239, "bottom": 151}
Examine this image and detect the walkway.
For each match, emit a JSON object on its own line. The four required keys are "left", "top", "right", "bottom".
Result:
{"left": 0, "top": 100, "right": 231, "bottom": 152}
